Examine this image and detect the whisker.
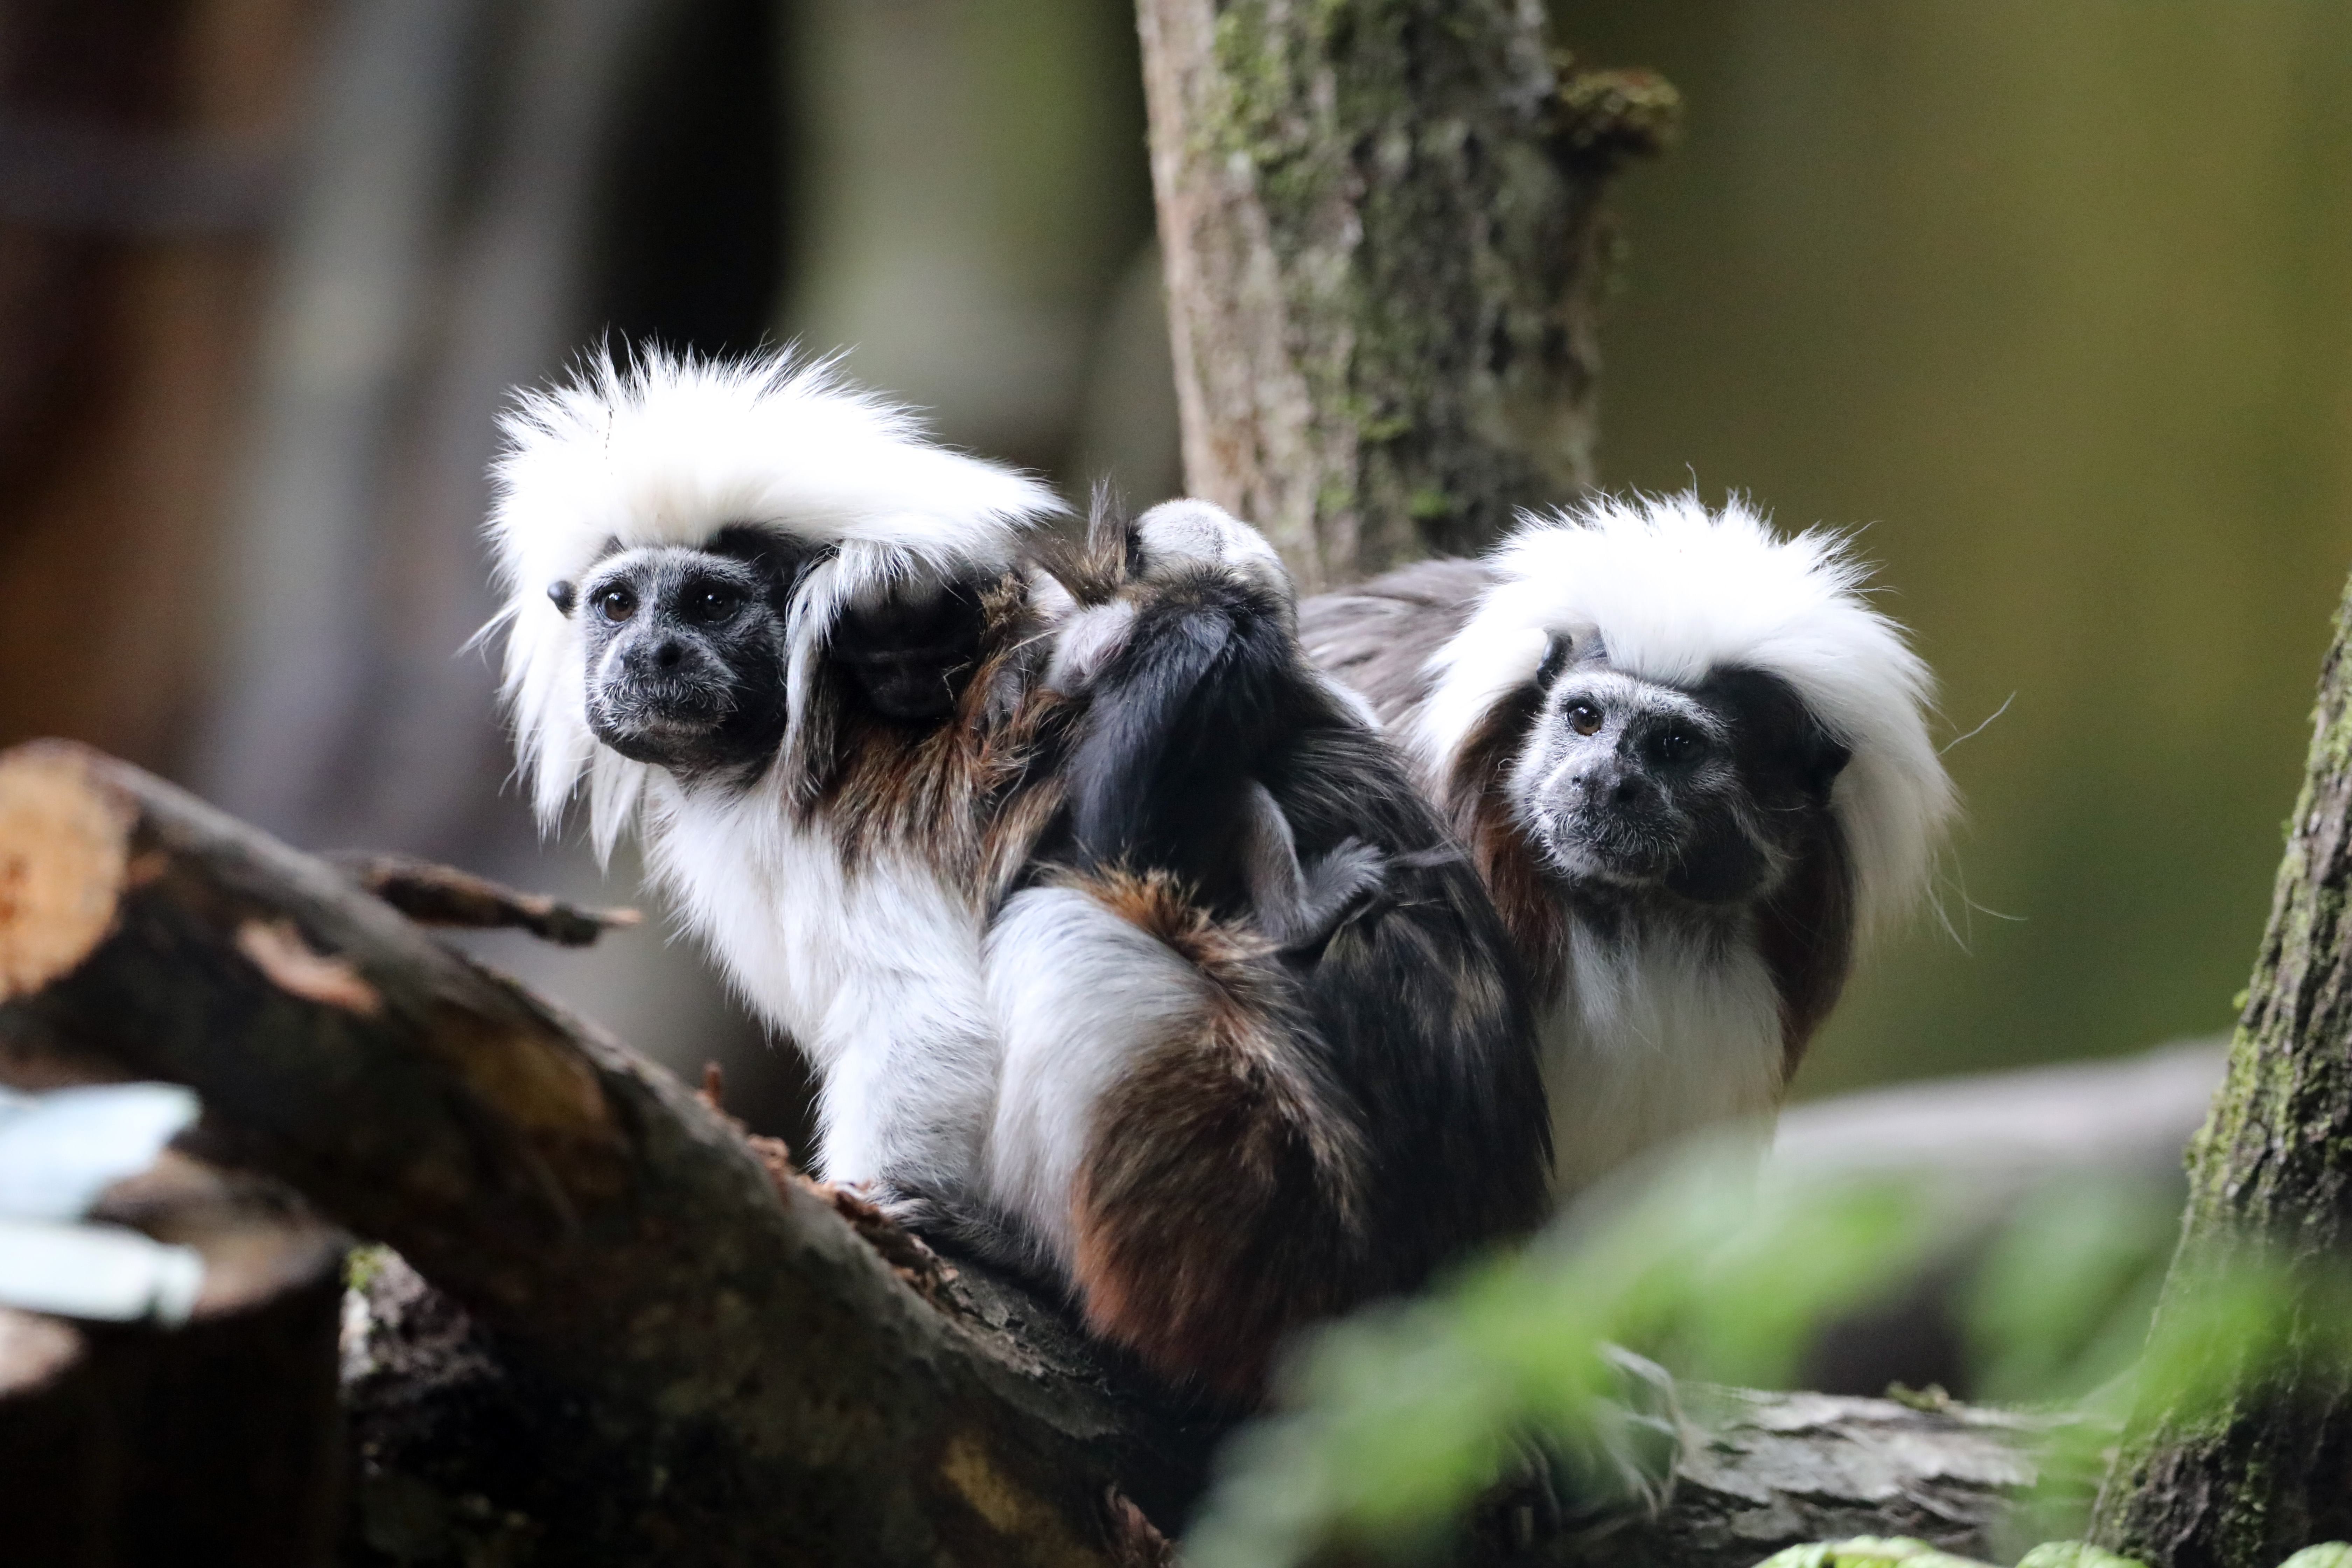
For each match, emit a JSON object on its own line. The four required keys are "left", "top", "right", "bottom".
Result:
{"left": 1942, "top": 691, "right": 2014, "bottom": 754}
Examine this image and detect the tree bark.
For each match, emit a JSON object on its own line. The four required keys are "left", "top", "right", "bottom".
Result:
{"left": 2090, "top": 577, "right": 2352, "bottom": 1564}
{"left": 1134, "top": 0, "right": 1676, "bottom": 590}
{"left": 334, "top": 1259, "right": 2055, "bottom": 1568}
{"left": 1620, "top": 1388, "right": 2057, "bottom": 1568}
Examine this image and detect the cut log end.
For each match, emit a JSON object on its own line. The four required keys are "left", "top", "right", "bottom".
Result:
{"left": 0, "top": 741, "right": 135, "bottom": 1003}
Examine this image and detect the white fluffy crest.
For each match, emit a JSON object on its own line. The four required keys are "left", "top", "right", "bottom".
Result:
{"left": 486, "top": 348, "right": 1064, "bottom": 850}
{"left": 1419, "top": 491, "right": 1956, "bottom": 940}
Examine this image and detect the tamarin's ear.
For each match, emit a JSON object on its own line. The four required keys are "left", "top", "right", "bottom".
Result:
{"left": 1808, "top": 733, "right": 1854, "bottom": 799}
{"left": 548, "top": 580, "right": 576, "bottom": 617}
{"left": 1534, "top": 632, "right": 1573, "bottom": 690}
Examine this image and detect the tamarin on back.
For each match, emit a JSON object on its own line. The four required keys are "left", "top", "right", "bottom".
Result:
{"left": 488, "top": 350, "right": 1550, "bottom": 1400}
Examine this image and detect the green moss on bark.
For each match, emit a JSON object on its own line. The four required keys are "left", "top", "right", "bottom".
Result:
{"left": 1141, "top": 0, "right": 1675, "bottom": 588}
{"left": 2092, "top": 573, "right": 2352, "bottom": 1564}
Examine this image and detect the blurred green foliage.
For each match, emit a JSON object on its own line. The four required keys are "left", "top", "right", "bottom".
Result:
{"left": 1554, "top": 3, "right": 2352, "bottom": 1093}
{"left": 1183, "top": 1140, "right": 2352, "bottom": 1567}
{"left": 1751, "top": 1538, "right": 2351, "bottom": 1568}
{"left": 1762, "top": 1541, "right": 2133, "bottom": 1568}
{"left": 1963, "top": 1178, "right": 2179, "bottom": 1405}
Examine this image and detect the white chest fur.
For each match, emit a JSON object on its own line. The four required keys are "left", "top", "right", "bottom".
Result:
{"left": 1541, "top": 916, "right": 1786, "bottom": 1198}
{"left": 643, "top": 784, "right": 998, "bottom": 1195}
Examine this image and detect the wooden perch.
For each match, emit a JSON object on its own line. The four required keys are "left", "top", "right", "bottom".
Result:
{"left": 0, "top": 739, "right": 1213, "bottom": 1565}
{"left": 1622, "top": 1388, "right": 2058, "bottom": 1568}
{"left": 0, "top": 739, "right": 2059, "bottom": 1563}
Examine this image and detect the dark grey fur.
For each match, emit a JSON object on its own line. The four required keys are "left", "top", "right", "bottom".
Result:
{"left": 572, "top": 540, "right": 800, "bottom": 776}
{"left": 1296, "top": 556, "right": 1494, "bottom": 730}
{"left": 1516, "top": 643, "right": 1849, "bottom": 905}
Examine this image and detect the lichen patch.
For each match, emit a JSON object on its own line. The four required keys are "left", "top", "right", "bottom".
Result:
{"left": 939, "top": 1430, "right": 1103, "bottom": 1566}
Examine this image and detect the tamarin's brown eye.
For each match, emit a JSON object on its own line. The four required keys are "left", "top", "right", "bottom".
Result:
{"left": 1656, "top": 727, "right": 1696, "bottom": 762}
{"left": 596, "top": 586, "right": 638, "bottom": 623}
{"left": 682, "top": 584, "right": 744, "bottom": 624}
{"left": 1566, "top": 701, "right": 1603, "bottom": 736}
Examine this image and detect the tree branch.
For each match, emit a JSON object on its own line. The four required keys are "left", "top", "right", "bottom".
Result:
{"left": 0, "top": 738, "right": 2056, "bottom": 1562}
{"left": 323, "top": 849, "right": 640, "bottom": 947}
{"left": 0, "top": 739, "right": 1213, "bottom": 1565}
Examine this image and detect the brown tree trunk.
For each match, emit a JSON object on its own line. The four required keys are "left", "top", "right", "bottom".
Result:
{"left": 0, "top": 0, "right": 318, "bottom": 771}
{"left": 1134, "top": 0, "right": 1675, "bottom": 590}
{"left": 2090, "top": 575, "right": 2352, "bottom": 1564}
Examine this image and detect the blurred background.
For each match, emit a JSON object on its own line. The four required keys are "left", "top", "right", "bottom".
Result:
{"left": 2, "top": 0, "right": 2346, "bottom": 1146}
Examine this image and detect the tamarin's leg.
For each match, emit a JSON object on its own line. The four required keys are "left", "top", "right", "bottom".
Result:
{"left": 1237, "top": 781, "right": 1385, "bottom": 953}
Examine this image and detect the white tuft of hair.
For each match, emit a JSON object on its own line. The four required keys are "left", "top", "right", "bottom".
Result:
{"left": 485, "top": 347, "right": 1064, "bottom": 854}
{"left": 1416, "top": 491, "right": 1957, "bottom": 943}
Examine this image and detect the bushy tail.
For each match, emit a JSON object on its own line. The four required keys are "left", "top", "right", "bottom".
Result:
{"left": 1055, "top": 869, "right": 1368, "bottom": 1403}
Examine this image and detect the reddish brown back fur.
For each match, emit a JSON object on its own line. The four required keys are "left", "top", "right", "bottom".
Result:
{"left": 1028, "top": 489, "right": 1135, "bottom": 610}
{"left": 1061, "top": 868, "right": 1368, "bottom": 1403}
{"left": 1446, "top": 686, "right": 1568, "bottom": 1003}
{"left": 1754, "top": 819, "right": 1857, "bottom": 1079}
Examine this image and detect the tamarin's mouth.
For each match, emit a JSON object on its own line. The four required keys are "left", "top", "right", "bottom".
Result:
{"left": 587, "top": 684, "right": 741, "bottom": 761}
{"left": 597, "top": 679, "right": 735, "bottom": 722}
{"left": 1535, "top": 807, "right": 1679, "bottom": 887}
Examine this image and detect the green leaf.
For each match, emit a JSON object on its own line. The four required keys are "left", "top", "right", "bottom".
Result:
{"left": 2014, "top": 1542, "right": 2149, "bottom": 1568}
{"left": 2276, "top": 1544, "right": 2352, "bottom": 1568}
{"left": 1755, "top": 1538, "right": 1993, "bottom": 1568}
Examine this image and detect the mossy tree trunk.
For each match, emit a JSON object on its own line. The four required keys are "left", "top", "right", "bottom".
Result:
{"left": 1133, "top": 0, "right": 1675, "bottom": 591}
{"left": 2092, "top": 576, "right": 2352, "bottom": 1564}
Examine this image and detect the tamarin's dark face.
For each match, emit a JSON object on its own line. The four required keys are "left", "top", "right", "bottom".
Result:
{"left": 1510, "top": 639, "right": 1851, "bottom": 905}
{"left": 561, "top": 529, "right": 805, "bottom": 774}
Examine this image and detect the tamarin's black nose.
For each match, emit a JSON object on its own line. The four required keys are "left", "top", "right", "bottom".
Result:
{"left": 654, "top": 639, "right": 685, "bottom": 670}
{"left": 1575, "top": 767, "right": 1652, "bottom": 809}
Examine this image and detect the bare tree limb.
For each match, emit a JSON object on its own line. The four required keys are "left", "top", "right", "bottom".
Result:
{"left": 324, "top": 849, "right": 640, "bottom": 946}
{"left": 1616, "top": 1388, "right": 2059, "bottom": 1568}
